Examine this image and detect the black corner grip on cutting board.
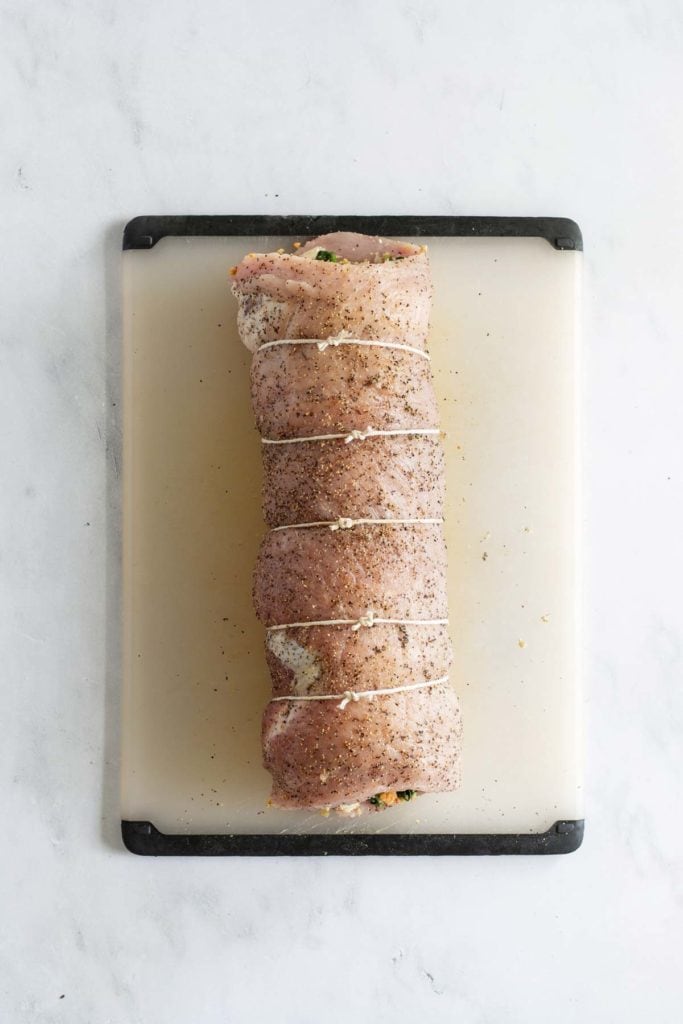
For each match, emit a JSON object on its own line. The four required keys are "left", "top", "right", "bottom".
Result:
{"left": 121, "top": 819, "right": 584, "bottom": 857}
{"left": 122, "top": 215, "right": 582, "bottom": 252}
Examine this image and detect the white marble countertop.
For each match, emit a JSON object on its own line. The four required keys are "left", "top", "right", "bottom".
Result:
{"left": 2, "top": 2, "right": 682, "bottom": 1020}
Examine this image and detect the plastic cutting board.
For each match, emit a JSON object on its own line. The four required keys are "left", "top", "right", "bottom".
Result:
{"left": 121, "top": 215, "right": 583, "bottom": 855}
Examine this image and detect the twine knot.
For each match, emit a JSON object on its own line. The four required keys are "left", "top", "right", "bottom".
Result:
{"left": 329, "top": 517, "right": 354, "bottom": 531}
{"left": 351, "top": 610, "right": 376, "bottom": 631}
{"left": 344, "top": 427, "right": 373, "bottom": 443}
{"left": 338, "top": 690, "right": 361, "bottom": 710}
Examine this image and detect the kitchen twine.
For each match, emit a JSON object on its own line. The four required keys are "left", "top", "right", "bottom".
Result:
{"left": 270, "top": 516, "right": 443, "bottom": 533}
{"left": 270, "top": 675, "right": 450, "bottom": 711}
{"left": 258, "top": 337, "right": 430, "bottom": 360}
{"left": 262, "top": 426, "right": 441, "bottom": 446}
{"left": 266, "top": 609, "right": 449, "bottom": 632}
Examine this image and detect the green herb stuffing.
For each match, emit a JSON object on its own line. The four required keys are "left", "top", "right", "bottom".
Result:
{"left": 368, "top": 795, "right": 382, "bottom": 806}
{"left": 397, "top": 790, "right": 416, "bottom": 801}
{"left": 315, "top": 249, "right": 339, "bottom": 262}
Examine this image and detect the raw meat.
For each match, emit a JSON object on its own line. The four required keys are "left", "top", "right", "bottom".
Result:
{"left": 231, "top": 232, "right": 462, "bottom": 811}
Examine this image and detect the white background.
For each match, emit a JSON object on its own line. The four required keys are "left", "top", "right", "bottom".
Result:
{"left": 2, "top": 1, "right": 682, "bottom": 1021}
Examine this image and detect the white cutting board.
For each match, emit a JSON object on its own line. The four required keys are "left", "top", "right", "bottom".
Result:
{"left": 121, "top": 231, "right": 581, "bottom": 837}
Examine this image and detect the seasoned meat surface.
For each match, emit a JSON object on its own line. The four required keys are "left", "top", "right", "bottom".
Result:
{"left": 232, "top": 234, "right": 432, "bottom": 353}
{"left": 263, "top": 687, "right": 462, "bottom": 809}
{"left": 260, "top": 435, "right": 445, "bottom": 527}
{"left": 253, "top": 525, "right": 449, "bottom": 627}
{"left": 251, "top": 343, "right": 438, "bottom": 440}
{"left": 231, "top": 232, "right": 462, "bottom": 811}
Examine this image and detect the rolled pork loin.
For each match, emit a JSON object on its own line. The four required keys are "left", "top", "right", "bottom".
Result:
{"left": 231, "top": 232, "right": 462, "bottom": 814}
